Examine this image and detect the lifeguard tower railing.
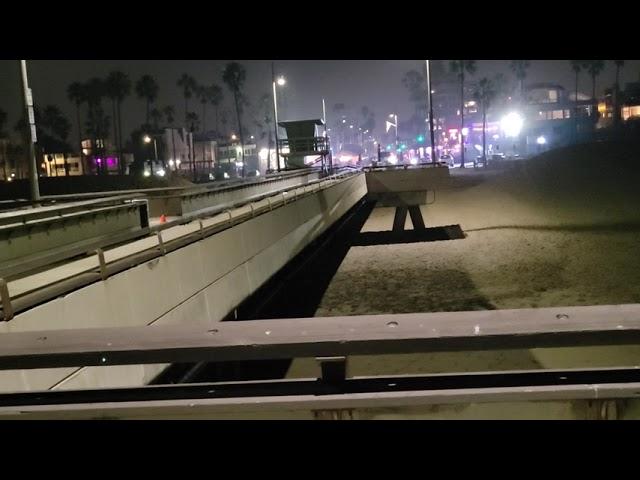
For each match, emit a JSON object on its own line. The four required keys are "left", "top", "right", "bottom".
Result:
{"left": 278, "top": 136, "right": 330, "bottom": 156}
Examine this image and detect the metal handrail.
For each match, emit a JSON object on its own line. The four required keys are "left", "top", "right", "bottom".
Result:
{"left": 278, "top": 137, "right": 330, "bottom": 155}
{"left": 0, "top": 171, "right": 362, "bottom": 320}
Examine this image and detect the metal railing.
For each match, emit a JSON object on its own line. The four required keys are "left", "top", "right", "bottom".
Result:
{"left": 278, "top": 137, "right": 330, "bottom": 155}
{"left": 0, "top": 170, "right": 362, "bottom": 321}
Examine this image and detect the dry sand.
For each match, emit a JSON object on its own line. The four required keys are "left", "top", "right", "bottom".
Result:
{"left": 287, "top": 142, "right": 640, "bottom": 379}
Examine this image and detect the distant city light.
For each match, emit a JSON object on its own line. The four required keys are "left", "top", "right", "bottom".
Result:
{"left": 156, "top": 169, "right": 166, "bottom": 177}
{"left": 143, "top": 135, "right": 151, "bottom": 144}
{"left": 143, "top": 170, "right": 151, "bottom": 177}
{"left": 501, "top": 112, "right": 524, "bottom": 138}
{"left": 387, "top": 153, "right": 398, "bottom": 165}
{"left": 461, "top": 128, "right": 469, "bottom": 136}
{"left": 410, "top": 157, "right": 418, "bottom": 165}
{"left": 259, "top": 148, "right": 269, "bottom": 161}
{"left": 276, "top": 76, "right": 286, "bottom": 86}
{"left": 537, "top": 135, "right": 547, "bottom": 145}
{"left": 231, "top": 134, "right": 237, "bottom": 140}
{"left": 493, "top": 134, "right": 500, "bottom": 140}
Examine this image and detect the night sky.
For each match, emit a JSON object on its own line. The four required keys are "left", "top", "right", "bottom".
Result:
{"left": 1, "top": 59, "right": 639, "bottom": 143}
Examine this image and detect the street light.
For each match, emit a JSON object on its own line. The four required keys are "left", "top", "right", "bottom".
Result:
{"left": 272, "top": 63, "right": 286, "bottom": 172}
{"left": 231, "top": 134, "right": 237, "bottom": 140}
{"left": 387, "top": 113, "right": 399, "bottom": 150}
{"left": 143, "top": 133, "right": 159, "bottom": 174}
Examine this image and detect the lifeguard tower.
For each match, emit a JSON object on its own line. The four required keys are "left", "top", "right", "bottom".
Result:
{"left": 277, "top": 119, "right": 330, "bottom": 170}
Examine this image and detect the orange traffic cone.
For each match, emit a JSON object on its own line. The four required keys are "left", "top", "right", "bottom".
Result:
{"left": 159, "top": 214, "right": 167, "bottom": 224}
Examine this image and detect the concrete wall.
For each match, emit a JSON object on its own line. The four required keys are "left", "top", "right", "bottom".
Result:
{"left": 0, "top": 173, "right": 367, "bottom": 393}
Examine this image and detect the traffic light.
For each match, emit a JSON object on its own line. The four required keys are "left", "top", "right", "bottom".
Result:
{"left": 416, "top": 135, "right": 424, "bottom": 143}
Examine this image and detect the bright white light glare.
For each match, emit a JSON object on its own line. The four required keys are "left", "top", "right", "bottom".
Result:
{"left": 277, "top": 76, "right": 286, "bottom": 86}
{"left": 342, "top": 119, "right": 346, "bottom": 123}
{"left": 255, "top": 171, "right": 260, "bottom": 176}
{"left": 474, "top": 144, "right": 483, "bottom": 152}
{"left": 493, "top": 134, "right": 500, "bottom": 140}
{"left": 339, "top": 155, "right": 353, "bottom": 163}
{"left": 10, "top": 173, "right": 15, "bottom": 177}
{"left": 501, "top": 112, "right": 524, "bottom": 138}
{"left": 223, "top": 172, "right": 230, "bottom": 179}
{"left": 259, "top": 148, "right": 269, "bottom": 161}
{"left": 143, "top": 135, "right": 151, "bottom": 143}
{"left": 168, "top": 159, "right": 175, "bottom": 166}
{"left": 410, "top": 157, "right": 418, "bottom": 165}
{"left": 236, "top": 161, "right": 244, "bottom": 167}
{"left": 176, "top": 159, "right": 181, "bottom": 166}
{"left": 231, "top": 134, "right": 237, "bottom": 140}
{"left": 143, "top": 170, "right": 151, "bottom": 177}
{"left": 156, "top": 169, "right": 166, "bottom": 177}
{"left": 461, "top": 128, "right": 469, "bottom": 136}
{"left": 387, "top": 153, "right": 398, "bottom": 165}
{"left": 209, "top": 173, "right": 215, "bottom": 180}
{"left": 537, "top": 135, "right": 547, "bottom": 145}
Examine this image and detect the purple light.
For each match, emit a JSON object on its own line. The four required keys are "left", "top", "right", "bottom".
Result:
{"left": 96, "top": 158, "right": 102, "bottom": 164}
{"left": 106, "top": 157, "right": 117, "bottom": 168}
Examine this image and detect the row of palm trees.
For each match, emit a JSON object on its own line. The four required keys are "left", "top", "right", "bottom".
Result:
{"left": 449, "top": 60, "right": 626, "bottom": 167}
{"left": 65, "top": 62, "right": 249, "bottom": 175}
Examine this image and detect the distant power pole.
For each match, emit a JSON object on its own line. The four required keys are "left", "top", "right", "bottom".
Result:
{"left": 19, "top": 60, "right": 40, "bottom": 202}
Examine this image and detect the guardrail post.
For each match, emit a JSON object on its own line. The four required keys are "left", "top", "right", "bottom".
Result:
{"left": 0, "top": 278, "right": 14, "bottom": 322}
{"left": 95, "top": 248, "right": 108, "bottom": 280}
{"left": 156, "top": 231, "right": 166, "bottom": 255}
{"left": 199, "top": 220, "right": 206, "bottom": 240}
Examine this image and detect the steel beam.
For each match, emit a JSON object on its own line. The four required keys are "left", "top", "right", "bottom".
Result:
{"left": 1, "top": 304, "right": 640, "bottom": 370}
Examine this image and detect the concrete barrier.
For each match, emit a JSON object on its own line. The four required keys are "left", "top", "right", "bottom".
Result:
{"left": 0, "top": 173, "right": 367, "bottom": 393}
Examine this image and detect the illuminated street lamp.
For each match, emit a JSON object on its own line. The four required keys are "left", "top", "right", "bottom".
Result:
{"left": 231, "top": 134, "right": 237, "bottom": 140}
{"left": 143, "top": 133, "right": 159, "bottom": 171}
{"left": 272, "top": 63, "right": 286, "bottom": 172}
{"left": 501, "top": 112, "right": 524, "bottom": 138}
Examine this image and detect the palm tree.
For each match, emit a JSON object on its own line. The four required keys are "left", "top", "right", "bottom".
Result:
{"left": 41, "top": 105, "right": 72, "bottom": 175}
{"left": 177, "top": 74, "right": 197, "bottom": 125}
{"left": 135, "top": 75, "right": 159, "bottom": 127}
{"left": 222, "top": 62, "right": 248, "bottom": 176}
{"left": 449, "top": 60, "right": 477, "bottom": 167}
{"left": 570, "top": 60, "right": 583, "bottom": 140}
{"left": 208, "top": 85, "right": 223, "bottom": 135}
{"left": 105, "top": 71, "right": 131, "bottom": 174}
{"left": 583, "top": 60, "right": 606, "bottom": 124}
{"left": 66, "top": 81, "right": 86, "bottom": 171}
{"left": 613, "top": 60, "right": 625, "bottom": 127}
{"left": 472, "top": 77, "right": 497, "bottom": 167}
{"left": 186, "top": 112, "right": 200, "bottom": 132}
{"left": 509, "top": 60, "right": 531, "bottom": 100}
{"left": 196, "top": 84, "right": 210, "bottom": 133}
{"left": 84, "top": 78, "right": 110, "bottom": 173}
{"left": 149, "top": 107, "right": 163, "bottom": 130}
{"left": 163, "top": 105, "right": 176, "bottom": 126}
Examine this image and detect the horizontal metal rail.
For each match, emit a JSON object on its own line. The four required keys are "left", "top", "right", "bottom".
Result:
{"left": 0, "top": 367, "right": 638, "bottom": 418}
{"left": 152, "top": 169, "right": 357, "bottom": 232}
{"left": 0, "top": 171, "right": 362, "bottom": 320}
{"left": 1, "top": 303, "right": 640, "bottom": 370}
{"left": 2, "top": 366, "right": 640, "bottom": 407}
{"left": 0, "top": 194, "right": 143, "bottom": 227}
